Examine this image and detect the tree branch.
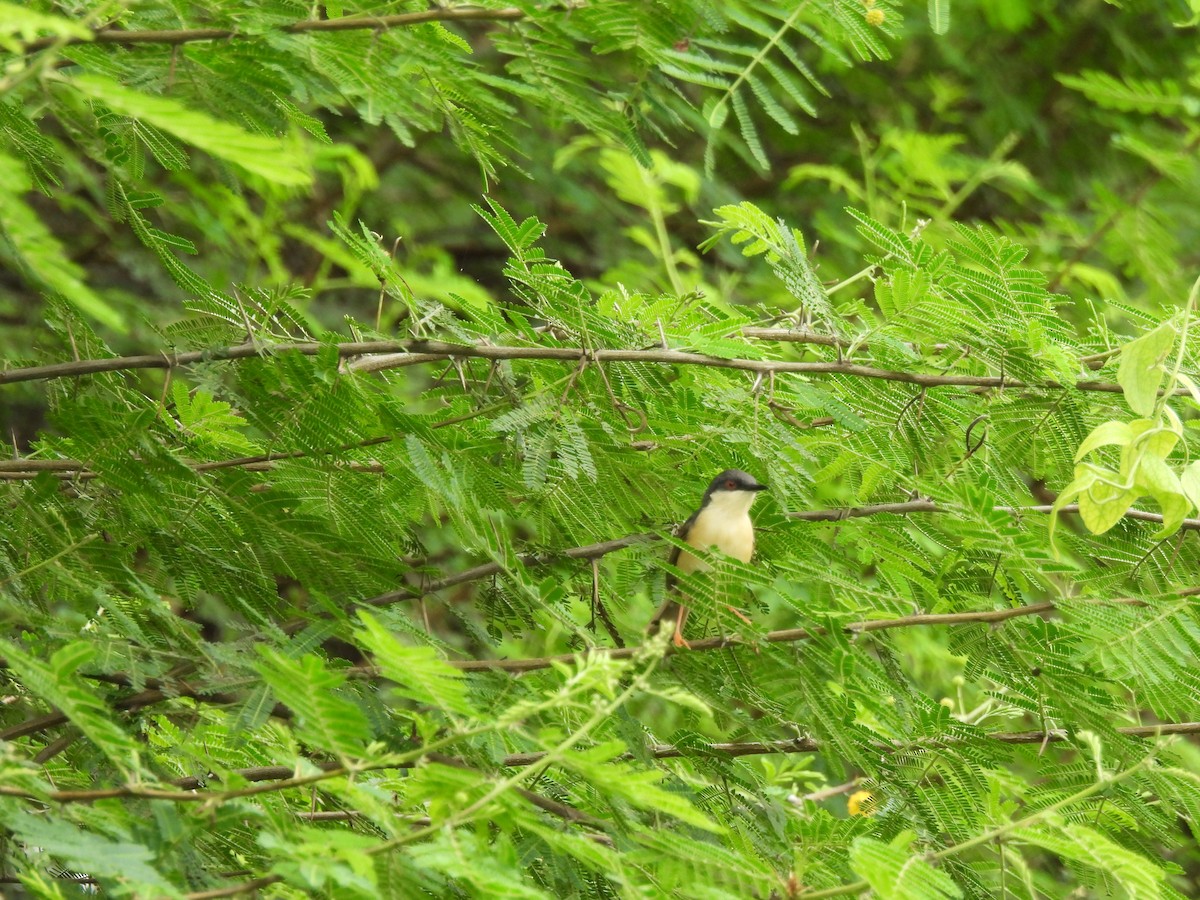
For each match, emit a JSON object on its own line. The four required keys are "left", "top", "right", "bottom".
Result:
{"left": 0, "top": 682, "right": 291, "bottom": 742}
{"left": 297, "top": 532, "right": 660, "bottom": 633}
{"left": 435, "top": 601, "right": 1061, "bottom": 673}
{"left": 0, "top": 337, "right": 1162, "bottom": 396}
{"left": 788, "top": 499, "right": 1200, "bottom": 532}
{"left": 1, "top": 598, "right": 1159, "bottom": 743}
{"left": 6, "top": 719, "right": 1194, "bottom": 804}
{"left": 24, "top": 6, "right": 526, "bottom": 52}
{"left": 741, "top": 328, "right": 1111, "bottom": 372}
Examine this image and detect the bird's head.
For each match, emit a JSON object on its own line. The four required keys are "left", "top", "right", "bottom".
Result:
{"left": 702, "top": 469, "right": 767, "bottom": 514}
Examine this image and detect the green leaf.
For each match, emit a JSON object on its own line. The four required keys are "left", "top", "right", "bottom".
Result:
{"left": 1077, "top": 471, "right": 1135, "bottom": 536}
{"left": 1124, "top": 418, "right": 1179, "bottom": 463}
{"left": 845, "top": 207, "right": 916, "bottom": 266}
{"left": 171, "top": 382, "right": 256, "bottom": 453}
{"left": 1074, "top": 420, "right": 1133, "bottom": 462}
{"left": 0, "top": 640, "right": 139, "bottom": 772}
{"left": 355, "top": 611, "right": 475, "bottom": 717}
{"left": 260, "top": 827, "right": 379, "bottom": 896}
{"left": 560, "top": 753, "right": 723, "bottom": 833}
{"left": 708, "top": 99, "right": 729, "bottom": 129}
{"left": 256, "top": 650, "right": 371, "bottom": 760}
{"left": 0, "top": 2, "right": 91, "bottom": 49}
{"left": 10, "top": 813, "right": 179, "bottom": 896}
{"left": 0, "top": 152, "right": 124, "bottom": 330}
{"left": 849, "top": 834, "right": 962, "bottom": 899}
{"left": 1050, "top": 465, "right": 1098, "bottom": 551}
{"left": 1058, "top": 71, "right": 1198, "bottom": 117}
{"left": 1013, "top": 823, "right": 1165, "bottom": 897}
{"left": 1180, "top": 460, "right": 1200, "bottom": 509}
{"left": 928, "top": 0, "right": 951, "bottom": 34}
{"left": 1133, "top": 453, "right": 1191, "bottom": 537}
{"left": 409, "top": 832, "right": 552, "bottom": 899}
{"left": 69, "top": 74, "right": 311, "bottom": 186}
{"left": 1175, "top": 371, "right": 1200, "bottom": 407}
{"left": 1117, "top": 321, "right": 1175, "bottom": 416}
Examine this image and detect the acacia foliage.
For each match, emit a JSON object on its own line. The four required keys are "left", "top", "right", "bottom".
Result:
{"left": 2, "top": 1, "right": 1200, "bottom": 898}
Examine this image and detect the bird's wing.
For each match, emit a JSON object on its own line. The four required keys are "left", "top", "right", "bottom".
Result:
{"left": 665, "top": 510, "right": 698, "bottom": 592}
{"left": 648, "top": 512, "right": 704, "bottom": 631}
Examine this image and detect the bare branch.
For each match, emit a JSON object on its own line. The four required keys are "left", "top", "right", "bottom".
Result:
{"left": 0, "top": 338, "right": 1161, "bottom": 396}
{"left": 24, "top": 6, "right": 526, "bottom": 52}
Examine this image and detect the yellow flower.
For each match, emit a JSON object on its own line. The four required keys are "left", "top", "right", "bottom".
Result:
{"left": 866, "top": 8, "right": 885, "bottom": 26}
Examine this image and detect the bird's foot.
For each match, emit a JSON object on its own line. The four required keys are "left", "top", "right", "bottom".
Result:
{"left": 725, "top": 604, "right": 753, "bottom": 626}
{"left": 671, "top": 626, "right": 691, "bottom": 649}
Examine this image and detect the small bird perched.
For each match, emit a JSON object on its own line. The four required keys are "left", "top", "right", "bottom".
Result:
{"left": 648, "top": 469, "right": 767, "bottom": 647}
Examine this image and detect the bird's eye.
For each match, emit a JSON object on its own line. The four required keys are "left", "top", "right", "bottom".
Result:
{"left": 725, "top": 479, "right": 736, "bottom": 489}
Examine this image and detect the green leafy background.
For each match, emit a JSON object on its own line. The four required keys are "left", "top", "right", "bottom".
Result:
{"left": 2, "top": 1, "right": 1200, "bottom": 897}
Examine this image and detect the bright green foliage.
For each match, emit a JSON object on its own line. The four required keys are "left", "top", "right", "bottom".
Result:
{"left": 3, "top": 2, "right": 1200, "bottom": 899}
{"left": 1053, "top": 283, "right": 1200, "bottom": 544}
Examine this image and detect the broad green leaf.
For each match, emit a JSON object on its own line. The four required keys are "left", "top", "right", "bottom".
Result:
{"left": 1134, "top": 453, "right": 1191, "bottom": 536}
{"left": 356, "top": 611, "right": 475, "bottom": 717}
{"left": 1180, "top": 460, "right": 1200, "bottom": 509}
{"left": 69, "top": 74, "right": 311, "bottom": 186}
{"left": 1117, "top": 321, "right": 1175, "bottom": 416}
{"left": 1078, "top": 474, "right": 1135, "bottom": 536}
{"left": 1126, "top": 418, "right": 1178, "bottom": 461}
{"left": 1176, "top": 371, "right": 1200, "bottom": 406}
{"left": 1074, "top": 420, "right": 1134, "bottom": 462}
{"left": 1049, "top": 465, "right": 1099, "bottom": 550}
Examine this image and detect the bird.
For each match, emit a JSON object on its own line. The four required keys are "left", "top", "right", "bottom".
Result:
{"left": 647, "top": 469, "right": 767, "bottom": 647}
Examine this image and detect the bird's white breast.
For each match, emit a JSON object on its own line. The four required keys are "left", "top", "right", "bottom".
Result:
{"left": 678, "top": 490, "right": 756, "bottom": 574}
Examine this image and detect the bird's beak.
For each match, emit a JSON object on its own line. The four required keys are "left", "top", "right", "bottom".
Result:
{"left": 750, "top": 483, "right": 768, "bottom": 491}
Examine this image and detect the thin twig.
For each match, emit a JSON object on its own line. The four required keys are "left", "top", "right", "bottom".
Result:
{"left": 789, "top": 499, "right": 1200, "bottom": 532}
{"left": 24, "top": 6, "right": 526, "bottom": 52}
